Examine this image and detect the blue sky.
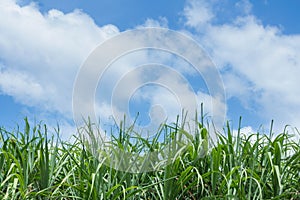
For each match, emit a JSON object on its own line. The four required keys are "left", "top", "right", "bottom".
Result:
{"left": 1, "top": 0, "right": 300, "bottom": 138}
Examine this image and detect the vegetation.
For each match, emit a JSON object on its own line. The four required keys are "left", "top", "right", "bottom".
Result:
{"left": 0, "top": 116, "right": 299, "bottom": 199}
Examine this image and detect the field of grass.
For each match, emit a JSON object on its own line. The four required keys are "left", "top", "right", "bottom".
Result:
{"left": 0, "top": 116, "right": 299, "bottom": 199}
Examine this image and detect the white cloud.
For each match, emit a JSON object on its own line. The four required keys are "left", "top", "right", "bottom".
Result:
{"left": 184, "top": 0, "right": 214, "bottom": 28}
{"left": 140, "top": 17, "right": 168, "bottom": 28}
{"left": 232, "top": 126, "right": 258, "bottom": 145}
{"left": 233, "top": 126, "right": 255, "bottom": 136}
{"left": 0, "top": 69, "right": 44, "bottom": 104}
{"left": 206, "top": 17, "right": 300, "bottom": 130}
{"left": 0, "top": 0, "right": 119, "bottom": 117}
{"left": 183, "top": 0, "right": 300, "bottom": 133}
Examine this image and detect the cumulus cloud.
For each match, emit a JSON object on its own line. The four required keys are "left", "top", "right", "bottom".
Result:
{"left": 0, "top": 0, "right": 119, "bottom": 121}
{"left": 0, "top": 0, "right": 123, "bottom": 141}
{"left": 183, "top": 0, "right": 300, "bottom": 132}
{"left": 233, "top": 126, "right": 255, "bottom": 136}
{"left": 184, "top": 0, "right": 214, "bottom": 28}
{"left": 206, "top": 17, "right": 300, "bottom": 130}
{"left": 140, "top": 17, "right": 168, "bottom": 28}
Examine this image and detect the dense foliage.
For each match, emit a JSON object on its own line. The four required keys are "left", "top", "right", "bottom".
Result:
{"left": 0, "top": 117, "right": 299, "bottom": 199}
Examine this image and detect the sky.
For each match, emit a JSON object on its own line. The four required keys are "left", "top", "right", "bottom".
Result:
{"left": 1, "top": 0, "right": 300, "bottom": 139}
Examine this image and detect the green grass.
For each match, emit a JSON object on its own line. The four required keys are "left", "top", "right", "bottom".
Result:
{"left": 0, "top": 117, "right": 299, "bottom": 199}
